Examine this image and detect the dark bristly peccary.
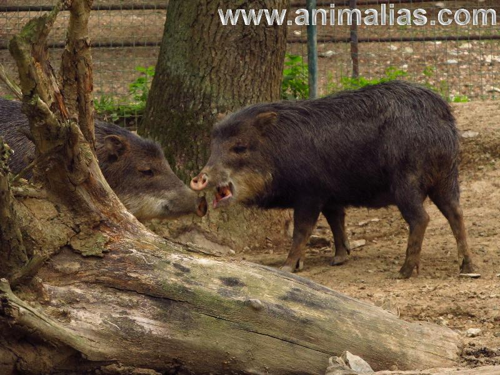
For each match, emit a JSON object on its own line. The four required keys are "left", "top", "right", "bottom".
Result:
{"left": 191, "top": 81, "right": 476, "bottom": 278}
{"left": 0, "top": 98, "right": 207, "bottom": 221}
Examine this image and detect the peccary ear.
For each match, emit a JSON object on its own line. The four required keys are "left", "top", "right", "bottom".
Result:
{"left": 216, "top": 112, "right": 229, "bottom": 122}
{"left": 254, "top": 112, "right": 277, "bottom": 134}
{"left": 104, "top": 135, "right": 129, "bottom": 161}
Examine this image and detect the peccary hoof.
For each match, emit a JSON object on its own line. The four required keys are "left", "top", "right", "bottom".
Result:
{"left": 280, "top": 265, "right": 294, "bottom": 273}
{"left": 280, "top": 259, "right": 304, "bottom": 273}
{"left": 331, "top": 254, "right": 349, "bottom": 266}
{"left": 460, "top": 260, "right": 476, "bottom": 274}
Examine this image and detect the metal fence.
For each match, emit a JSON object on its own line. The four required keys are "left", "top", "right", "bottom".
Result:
{"left": 289, "top": 0, "right": 500, "bottom": 101}
{"left": 1, "top": 1, "right": 499, "bottom": 124}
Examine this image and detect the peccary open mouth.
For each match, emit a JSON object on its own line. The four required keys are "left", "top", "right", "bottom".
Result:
{"left": 213, "top": 183, "right": 233, "bottom": 208}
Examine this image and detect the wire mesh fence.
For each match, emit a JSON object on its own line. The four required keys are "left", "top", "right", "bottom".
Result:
{"left": 1, "top": 1, "right": 499, "bottom": 126}
{"left": 288, "top": 0, "right": 500, "bottom": 101}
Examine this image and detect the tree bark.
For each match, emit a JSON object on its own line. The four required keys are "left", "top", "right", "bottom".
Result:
{"left": 7, "top": 0, "right": 138, "bottom": 231}
{"left": 0, "top": 139, "right": 28, "bottom": 279}
{"left": 59, "top": 0, "right": 96, "bottom": 152}
{"left": 140, "top": 0, "right": 289, "bottom": 180}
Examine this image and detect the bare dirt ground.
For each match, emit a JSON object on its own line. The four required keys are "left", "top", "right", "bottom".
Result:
{"left": 225, "top": 101, "right": 500, "bottom": 368}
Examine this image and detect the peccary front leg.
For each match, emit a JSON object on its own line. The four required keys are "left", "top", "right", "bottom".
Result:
{"left": 395, "top": 189, "right": 430, "bottom": 279}
{"left": 281, "top": 202, "right": 321, "bottom": 273}
{"left": 323, "top": 206, "right": 351, "bottom": 266}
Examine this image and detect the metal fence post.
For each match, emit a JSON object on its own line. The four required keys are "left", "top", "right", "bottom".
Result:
{"left": 307, "top": 0, "right": 318, "bottom": 99}
{"left": 350, "top": 0, "right": 359, "bottom": 79}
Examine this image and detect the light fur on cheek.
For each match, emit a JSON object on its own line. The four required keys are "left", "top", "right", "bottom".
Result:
{"left": 119, "top": 194, "right": 168, "bottom": 220}
{"left": 232, "top": 171, "right": 272, "bottom": 203}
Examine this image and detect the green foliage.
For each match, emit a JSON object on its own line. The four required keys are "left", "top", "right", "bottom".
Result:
{"left": 1, "top": 95, "right": 15, "bottom": 100}
{"left": 450, "top": 95, "right": 470, "bottom": 103}
{"left": 94, "top": 66, "right": 155, "bottom": 125}
{"left": 329, "top": 67, "right": 408, "bottom": 92}
{"left": 422, "top": 65, "right": 469, "bottom": 103}
{"left": 281, "top": 54, "right": 309, "bottom": 100}
{"left": 129, "top": 66, "right": 155, "bottom": 104}
{"left": 326, "top": 65, "right": 469, "bottom": 103}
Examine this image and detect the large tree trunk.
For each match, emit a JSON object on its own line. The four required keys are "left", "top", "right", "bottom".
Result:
{"left": 140, "top": 0, "right": 289, "bottom": 180}
{"left": 139, "top": 0, "right": 291, "bottom": 254}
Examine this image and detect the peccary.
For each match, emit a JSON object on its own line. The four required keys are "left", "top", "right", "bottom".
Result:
{"left": 0, "top": 98, "right": 207, "bottom": 220}
{"left": 190, "top": 81, "right": 475, "bottom": 278}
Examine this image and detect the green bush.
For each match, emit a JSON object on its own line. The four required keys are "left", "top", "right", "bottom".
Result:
{"left": 329, "top": 67, "right": 408, "bottom": 92}
{"left": 281, "top": 54, "right": 309, "bottom": 100}
{"left": 94, "top": 65, "right": 155, "bottom": 126}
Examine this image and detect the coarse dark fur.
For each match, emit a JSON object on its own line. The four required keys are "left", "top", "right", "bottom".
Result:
{"left": 214, "top": 81, "right": 459, "bottom": 209}
{"left": 196, "top": 81, "right": 475, "bottom": 277}
{"left": 0, "top": 98, "right": 206, "bottom": 220}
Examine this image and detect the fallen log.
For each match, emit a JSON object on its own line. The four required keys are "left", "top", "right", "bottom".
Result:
{"left": 1, "top": 232, "right": 462, "bottom": 374}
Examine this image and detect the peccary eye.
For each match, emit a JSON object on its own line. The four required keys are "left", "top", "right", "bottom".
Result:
{"left": 140, "top": 169, "right": 154, "bottom": 177}
{"left": 231, "top": 145, "right": 247, "bottom": 154}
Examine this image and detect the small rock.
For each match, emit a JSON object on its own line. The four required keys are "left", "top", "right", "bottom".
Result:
{"left": 247, "top": 299, "right": 264, "bottom": 311}
{"left": 484, "top": 55, "right": 500, "bottom": 64}
{"left": 228, "top": 249, "right": 236, "bottom": 255}
{"left": 404, "top": 47, "right": 413, "bottom": 54}
{"left": 494, "top": 332, "right": 500, "bottom": 337}
{"left": 460, "top": 43, "right": 472, "bottom": 49}
{"left": 359, "top": 219, "right": 377, "bottom": 226}
{"left": 461, "top": 131, "right": 479, "bottom": 139}
{"left": 325, "top": 356, "right": 358, "bottom": 375}
{"left": 446, "top": 59, "right": 458, "bottom": 65}
{"left": 437, "top": 317, "right": 449, "bottom": 326}
{"left": 466, "top": 328, "right": 482, "bottom": 337}
{"left": 435, "top": 2, "right": 446, "bottom": 8}
{"left": 487, "top": 87, "right": 500, "bottom": 93}
{"left": 389, "top": 45, "right": 398, "bottom": 51}
{"left": 342, "top": 351, "right": 374, "bottom": 373}
{"left": 319, "top": 50, "right": 336, "bottom": 58}
{"left": 293, "top": 30, "right": 302, "bottom": 36}
{"left": 351, "top": 239, "right": 366, "bottom": 249}
{"left": 459, "top": 273, "right": 481, "bottom": 279}
{"left": 309, "top": 235, "right": 331, "bottom": 248}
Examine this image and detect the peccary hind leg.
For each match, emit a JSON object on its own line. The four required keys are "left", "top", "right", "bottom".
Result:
{"left": 323, "top": 206, "right": 351, "bottom": 266}
{"left": 430, "top": 193, "right": 475, "bottom": 274}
